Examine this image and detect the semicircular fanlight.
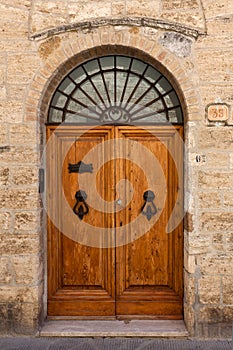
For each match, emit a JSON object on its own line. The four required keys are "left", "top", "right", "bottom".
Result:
{"left": 48, "top": 55, "right": 183, "bottom": 125}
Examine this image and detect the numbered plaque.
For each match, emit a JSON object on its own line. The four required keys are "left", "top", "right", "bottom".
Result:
{"left": 207, "top": 104, "right": 229, "bottom": 123}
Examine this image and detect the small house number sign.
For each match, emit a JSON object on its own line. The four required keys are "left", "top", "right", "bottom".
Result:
{"left": 207, "top": 103, "right": 229, "bottom": 122}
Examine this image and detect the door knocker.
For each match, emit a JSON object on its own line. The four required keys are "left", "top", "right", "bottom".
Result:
{"left": 141, "top": 190, "right": 157, "bottom": 221}
{"left": 73, "top": 190, "right": 89, "bottom": 220}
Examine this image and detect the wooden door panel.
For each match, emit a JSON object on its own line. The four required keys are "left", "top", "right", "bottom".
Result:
{"left": 115, "top": 126, "right": 183, "bottom": 318}
{"left": 47, "top": 126, "right": 115, "bottom": 316}
{"left": 125, "top": 138, "right": 168, "bottom": 288}
{"left": 62, "top": 137, "right": 105, "bottom": 288}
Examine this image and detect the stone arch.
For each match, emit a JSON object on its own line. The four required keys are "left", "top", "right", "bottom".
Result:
{"left": 26, "top": 27, "right": 201, "bottom": 334}
{"left": 25, "top": 28, "right": 201, "bottom": 124}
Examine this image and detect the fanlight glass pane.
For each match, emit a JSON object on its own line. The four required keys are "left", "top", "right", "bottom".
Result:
{"left": 51, "top": 91, "right": 67, "bottom": 108}
{"left": 48, "top": 55, "right": 183, "bottom": 124}
{"left": 144, "top": 66, "right": 161, "bottom": 83}
{"left": 164, "top": 91, "right": 180, "bottom": 108}
{"left": 116, "top": 72, "right": 127, "bottom": 101}
{"left": 103, "top": 72, "right": 114, "bottom": 105}
{"left": 59, "top": 78, "right": 76, "bottom": 95}
{"left": 49, "top": 108, "right": 63, "bottom": 123}
{"left": 116, "top": 56, "right": 131, "bottom": 70}
{"left": 131, "top": 59, "right": 147, "bottom": 75}
{"left": 123, "top": 74, "right": 140, "bottom": 104}
{"left": 84, "top": 60, "right": 99, "bottom": 75}
{"left": 70, "top": 67, "right": 86, "bottom": 84}
{"left": 156, "top": 77, "right": 172, "bottom": 94}
{"left": 169, "top": 107, "right": 183, "bottom": 123}
{"left": 100, "top": 56, "right": 114, "bottom": 70}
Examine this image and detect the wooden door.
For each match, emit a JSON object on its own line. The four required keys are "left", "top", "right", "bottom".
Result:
{"left": 115, "top": 126, "right": 183, "bottom": 319}
{"left": 47, "top": 125, "right": 183, "bottom": 319}
{"left": 47, "top": 126, "right": 115, "bottom": 317}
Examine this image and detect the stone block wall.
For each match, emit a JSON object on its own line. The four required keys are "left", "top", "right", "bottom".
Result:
{"left": 29, "top": 0, "right": 206, "bottom": 36}
{"left": 0, "top": 1, "right": 43, "bottom": 334}
{"left": 0, "top": 0, "right": 233, "bottom": 338}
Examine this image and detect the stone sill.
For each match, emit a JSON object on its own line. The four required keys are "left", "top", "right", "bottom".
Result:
{"left": 40, "top": 319, "right": 188, "bottom": 338}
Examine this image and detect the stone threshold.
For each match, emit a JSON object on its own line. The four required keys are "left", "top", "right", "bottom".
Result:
{"left": 39, "top": 319, "right": 188, "bottom": 338}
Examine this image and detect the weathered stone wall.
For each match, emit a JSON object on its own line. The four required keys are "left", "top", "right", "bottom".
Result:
{"left": 0, "top": 0, "right": 233, "bottom": 338}
{"left": 0, "top": 0, "right": 43, "bottom": 335}
{"left": 29, "top": 0, "right": 206, "bottom": 36}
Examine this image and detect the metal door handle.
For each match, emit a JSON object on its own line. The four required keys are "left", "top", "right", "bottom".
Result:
{"left": 73, "top": 190, "right": 89, "bottom": 220}
{"left": 141, "top": 190, "right": 157, "bottom": 221}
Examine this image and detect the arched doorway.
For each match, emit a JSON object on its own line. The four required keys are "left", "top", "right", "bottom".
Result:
{"left": 46, "top": 54, "right": 184, "bottom": 319}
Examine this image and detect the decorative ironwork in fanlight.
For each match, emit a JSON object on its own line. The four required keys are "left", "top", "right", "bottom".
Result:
{"left": 48, "top": 55, "right": 183, "bottom": 125}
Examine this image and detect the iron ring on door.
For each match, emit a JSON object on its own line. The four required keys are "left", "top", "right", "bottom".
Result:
{"left": 73, "top": 190, "right": 89, "bottom": 220}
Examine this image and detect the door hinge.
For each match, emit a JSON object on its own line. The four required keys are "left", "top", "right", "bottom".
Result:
{"left": 68, "top": 161, "right": 93, "bottom": 174}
